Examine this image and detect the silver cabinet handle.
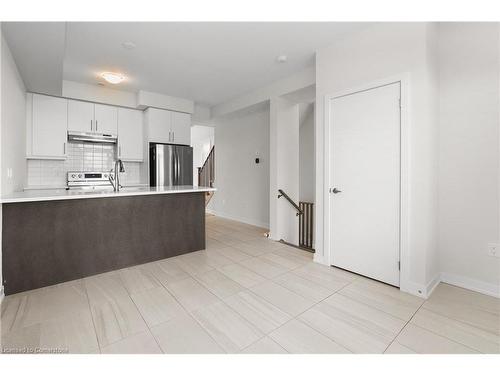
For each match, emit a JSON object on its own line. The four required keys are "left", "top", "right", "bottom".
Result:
{"left": 95, "top": 120, "right": 98, "bottom": 131}
{"left": 63, "top": 142, "right": 66, "bottom": 155}
{"left": 90, "top": 120, "right": 93, "bottom": 131}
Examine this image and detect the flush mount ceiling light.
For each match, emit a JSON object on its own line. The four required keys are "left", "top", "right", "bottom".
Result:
{"left": 122, "top": 41, "right": 136, "bottom": 50}
{"left": 276, "top": 55, "right": 288, "bottom": 63}
{"left": 101, "top": 72, "right": 125, "bottom": 84}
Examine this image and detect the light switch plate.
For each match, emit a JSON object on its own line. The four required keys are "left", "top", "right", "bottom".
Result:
{"left": 487, "top": 243, "right": 500, "bottom": 258}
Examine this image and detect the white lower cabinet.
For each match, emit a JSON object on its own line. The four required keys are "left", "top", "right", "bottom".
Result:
{"left": 118, "top": 108, "right": 143, "bottom": 161}
{"left": 27, "top": 93, "right": 68, "bottom": 159}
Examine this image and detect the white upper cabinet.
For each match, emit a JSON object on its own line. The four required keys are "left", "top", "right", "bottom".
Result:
{"left": 145, "top": 107, "right": 172, "bottom": 143}
{"left": 171, "top": 111, "right": 191, "bottom": 145}
{"left": 68, "top": 100, "right": 94, "bottom": 133}
{"left": 94, "top": 104, "right": 118, "bottom": 135}
{"left": 118, "top": 108, "right": 143, "bottom": 161}
{"left": 67, "top": 100, "right": 118, "bottom": 135}
{"left": 28, "top": 94, "right": 68, "bottom": 159}
{"left": 145, "top": 107, "right": 191, "bottom": 145}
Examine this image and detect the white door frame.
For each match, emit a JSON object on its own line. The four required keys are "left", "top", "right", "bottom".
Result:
{"left": 323, "top": 74, "right": 410, "bottom": 292}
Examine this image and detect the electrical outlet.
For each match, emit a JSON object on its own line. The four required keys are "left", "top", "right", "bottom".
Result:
{"left": 487, "top": 243, "right": 500, "bottom": 258}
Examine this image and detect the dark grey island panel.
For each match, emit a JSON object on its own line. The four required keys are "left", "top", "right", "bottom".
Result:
{"left": 2, "top": 192, "right": 205, "bottom": 295}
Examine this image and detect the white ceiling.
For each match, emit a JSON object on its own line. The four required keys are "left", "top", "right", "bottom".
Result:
{"left": 3, "top": 22, "right": 370, "bottom": 106}
{"left": 2, "top": 22, "right": 66, "bottom": 96}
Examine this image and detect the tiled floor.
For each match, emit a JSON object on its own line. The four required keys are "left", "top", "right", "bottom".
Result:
{"left": 1, "top": 215, "right": 499, "bottom": 354}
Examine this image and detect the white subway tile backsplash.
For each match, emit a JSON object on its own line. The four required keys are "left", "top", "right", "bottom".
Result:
{"left": 27, "top": 142, "right": 145, "bottom": 188}
{"left": 121, "top": 162, "right": 141, "bottom": 185}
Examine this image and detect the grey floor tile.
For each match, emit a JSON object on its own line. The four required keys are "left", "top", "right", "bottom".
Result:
{"left": 269, "top": 319, "right": 350, "bottom": 353}
{"left": 151, "top": 313, "right": 224, "bottom": 353}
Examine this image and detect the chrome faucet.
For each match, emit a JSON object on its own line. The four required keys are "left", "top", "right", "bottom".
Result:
{"left": 109, "top": 159, "right": 125, "bottom": 191}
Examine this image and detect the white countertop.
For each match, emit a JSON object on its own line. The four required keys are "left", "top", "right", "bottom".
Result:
{"left": 1, "top": 185, "right": 216, "bottom": 203}
{"left": 23, "top": 183, "right": 150, "bottom": 191}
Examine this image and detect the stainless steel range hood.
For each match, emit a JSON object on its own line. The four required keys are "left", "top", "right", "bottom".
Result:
{"left": 67, "top": 131, "right": 117, "bottom": 144}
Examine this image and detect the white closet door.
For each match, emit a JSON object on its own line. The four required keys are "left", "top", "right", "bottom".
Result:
{"left": 330, "top": 82, "right": 401, "bottom": 286}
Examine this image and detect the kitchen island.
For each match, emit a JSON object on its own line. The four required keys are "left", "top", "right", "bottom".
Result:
{"left": 1, "top": 186, "right": 216, "bottom": 295}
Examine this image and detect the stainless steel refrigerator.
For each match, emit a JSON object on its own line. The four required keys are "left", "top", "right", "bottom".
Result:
{"left": 149, "top": 143, "right": 193, "bottom": 186}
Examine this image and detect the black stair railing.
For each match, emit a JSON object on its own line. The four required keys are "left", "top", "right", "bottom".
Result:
{"left": 277, "top": 189, "right": 303, "bottom": 216}
{"left": 277, "top": 189, "right": 314, "bottom": 252}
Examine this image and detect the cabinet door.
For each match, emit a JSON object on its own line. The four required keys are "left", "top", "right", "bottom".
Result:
{"left": 146, "top": 108, "right": 172, "bottom": 143}
{"left": 118, "top": 108, "right": 143, "bottom": 161}
{"left": 94, "top": 104, "right": 118, "bottom": 135}
{"left": 171, "top": 111, "right": 191, "bottom": 145}
{"left": 68, "top": 100, "right": 94, "bottom": 133}
{"left": 32, "top": 94, "right": 68, "bottom": 158}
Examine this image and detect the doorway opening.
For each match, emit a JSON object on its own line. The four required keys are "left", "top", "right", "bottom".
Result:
{"left": 270, "top": 85, "right": 316, "bottom": 252}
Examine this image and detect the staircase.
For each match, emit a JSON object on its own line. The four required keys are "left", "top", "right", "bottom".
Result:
{"left": 198, "top": 145, "right": 215, "bottom": 206}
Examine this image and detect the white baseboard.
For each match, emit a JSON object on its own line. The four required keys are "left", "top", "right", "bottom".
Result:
{"left": 206, "top": 209, "right": 269, "bottom": 230}
{"left": 313, "top": 254, "right": 328, "bottom": 266}
{"left": 426, "top": 273, "right": 441, "bottom": 298}
{"left": 440, "top": 272, "right": 500, "bottom": 298}
{"left": 401, "top": 272, "right": 498, "bottom": 300}
{"left": 400, "top": 280, "right": 428, "bottom": 299}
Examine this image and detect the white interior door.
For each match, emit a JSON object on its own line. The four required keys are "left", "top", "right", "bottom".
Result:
{"left": 330, "top": 82, "right": 401, "bottom": 286}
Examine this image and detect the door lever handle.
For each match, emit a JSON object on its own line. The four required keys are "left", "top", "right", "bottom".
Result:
{"left": 330, "top": 188, "right": 342, "bottom": 194}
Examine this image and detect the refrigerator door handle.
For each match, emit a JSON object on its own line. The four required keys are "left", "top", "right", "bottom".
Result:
{"left": 173, "top": 149, "right": 176, "bottom": 184}
{"left": 174, "top": 148, "right": 179, "bottom": 185}
{"left": 173, "top": 149, "right": 176, "bottom": 185}
{"left": 178, "top": 150, "right": 181, "bottom": 185}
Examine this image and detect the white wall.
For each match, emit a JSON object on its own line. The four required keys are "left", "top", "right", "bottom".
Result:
{"left": 63, "top": 80, "right": 196, "bottom": 115}
{"left": 212, "top": 67, "right": 315, "bottom": 118}
{"left": 270, "top": 97, "right": 300, "bottom": 245}
{"left": 299, "top": 103, "right": 315, "bottom": 202}
{"left": 0, "top": 24, "right": 3, "bottom": 298}
{"left": 209, "top": 105, "right": 270, "bottom": 228}
{"left": 1, "top": 32, "right": 27, "bottom": 297}
{"left": 438, "top": 23, "right": 500, "bottom": 296}
{"left": 1, "top": 35, "right": 26, "bottom": 195}
{"left": 62, "top": 80, "right": 137, "bottom": 108}
{"left": 315, "top": 23, "right": 440, "bottom": 296}
{"left": 192, "top": 104, "right": 213, "bottom": 125}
